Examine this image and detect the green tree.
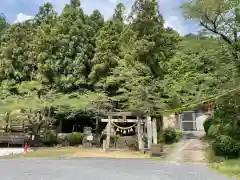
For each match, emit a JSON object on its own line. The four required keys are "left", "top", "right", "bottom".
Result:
{"left": 164, "top": 35, "right": 238, "bottom": 107}
{"left": 0, "top": 13, "right": 8, "bottom": 37}
{"left": 105, "top": 0, "right": 180, "bottom": 114}
{"left": 34, "top": 2, "right": 57, "bottom": 25}
{"left": 182, "top": 0, "right": 240, "bottom": 70}
{"left": 34, "top": 0, "right": 102, "bottom": 92}
{"left": 0, "top": 21, "right": 36, "bottom": 83}
{"left": 129, "top": 0, "right": 180, "bottom": 77}
{"left": 89, "top": 3, "right": 126, "bottom": 86}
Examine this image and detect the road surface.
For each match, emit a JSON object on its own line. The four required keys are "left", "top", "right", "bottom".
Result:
{"left": 0, "top": 158, "right": 235, "bottom": 180}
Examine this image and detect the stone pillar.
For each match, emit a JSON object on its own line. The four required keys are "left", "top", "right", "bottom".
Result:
{"left": 179, "top": 114, "right": 183, "bottom": 131}
{"left": 102, "top": 140, "right": 107, "bottom": 152}
{"left": 137, "top": 117, "right": 144, "bottom": 152}
{"left": 147, "top": 116, "right": 152, "bottom": 149}
{"left": 152, "top": 118, "right": 158, "bottom": 144}
{"left": 106, "top": 116, "right": 112, "bottom": 151}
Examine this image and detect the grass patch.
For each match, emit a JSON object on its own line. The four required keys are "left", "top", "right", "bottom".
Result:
{"left": 206, "top": 147, "right": 240, "bottom": 178}
{"left": 1, "top": 147, "right": 156, "bottom": 159}
{"left": 209, "top": 160, "right": 240, "bottom": 178}
{"left": 166, "top": 143, "right": 177, "bottom": 149}
{"left": 2, "top": 147, "right": 83, "bottom": 159}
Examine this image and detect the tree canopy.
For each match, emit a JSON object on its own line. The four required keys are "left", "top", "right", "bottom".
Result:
{"left": 0, "top": 0, "right": 238, "bottom": 123}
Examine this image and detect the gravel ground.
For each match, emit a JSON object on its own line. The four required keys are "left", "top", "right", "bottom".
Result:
{"left": 0, "top": 148, "right": 28, "bottom": 156}
{"left": 0, "top": 158, "right": 236, "bottom": 180}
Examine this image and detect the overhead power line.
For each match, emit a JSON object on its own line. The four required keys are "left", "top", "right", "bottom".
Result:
{"left": 163, "top": 86, "right": 240, "bottom": 113}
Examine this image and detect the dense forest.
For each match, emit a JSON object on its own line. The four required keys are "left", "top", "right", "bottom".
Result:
{"left": 0, "top": 0, "right": 240, "bottom": 156}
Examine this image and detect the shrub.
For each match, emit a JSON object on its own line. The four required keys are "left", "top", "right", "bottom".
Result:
{"left": 57, "top": 133, "right": 70, "bottom": 146}
{"left": 67, "top": 132, "right": 83, "bottom": 146}
{"left": 110, "top": 135, "right": 120, "bottom": 143}
{"left": 41, "top": 130, "right": 58, "bottom": 146}
{"left": 203, "top": 117, "right": 215, "bottom": 134}
{"left": 175, "top": 129, "right": 183, "bottom": 142}
{"left": 163, "top": 127, "right": 177, "bottom": 144}
{"left": 211, "top": 135, "right": 239, "bottom": 158}
{"left": 208, "top": 124, "right": 221, "bottom": 138}
{"left": 110, "top": 135, "right": 120, "bottom": 147}
{"left": 222, "top": 122, "right": 236, "bottom": 137}
{"left": 57, "top": 132, "right": 84, "bottom": 146}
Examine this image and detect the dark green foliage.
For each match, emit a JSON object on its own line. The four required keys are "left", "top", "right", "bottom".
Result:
{"left": 182, "top": 0, "right": 240, "bottom": 71}
{"left": 57, "top": 133, "right": 69, "bottom": 146}
{"left": 110, "top": 135, "right": 120, "bottom": 148}
{"left": 0, "top": 0, "right": 239, "bottom": 151}
{"left": 41, "top": 130, "right": 58, "bottom": 146}
{"left": 0, "top": 0, "right": 232, "bottom": 118}
{"left": 207, "top": 124, "right": 221, "bottom": 138}
{"left": 105, "top": 0, "right": 180, "bottom": 114}
{"left": 203, "top": 117, "right": 215, "bottom": 134}
{"left": 164, "top": 35, "right": 238, "bottom": 107}
{"left": 67, "top": 132, "right": 83, "bottom": 146}
{"left": 163, "top": 127, "right": 180, "bottom": 144}
{"left": 211, "top": 135, "right": 239, "bottom": 158}
{"left": 203, "top": 92, "right": 240, "bottom": 157}
{"left": 129, "top": 0, "right": 180, "bottom": 78}
{"left": 0, "top": 13, "right": 8, "bottom": 36}
{"left": 49, "top": 132, "right": 84, "bottom": 146}
{"left": 175, "top": 129, "right": 183, "bottom": 142}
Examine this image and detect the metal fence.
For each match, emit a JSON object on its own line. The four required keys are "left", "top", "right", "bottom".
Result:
{"left": 177, "top": 111, "right": 207, "bottom": 131}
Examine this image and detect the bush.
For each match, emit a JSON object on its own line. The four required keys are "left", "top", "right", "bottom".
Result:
{"left": 57, "top": 133, "right": 70, "bottom": 146}
{"left": 162, "top": 128, "right": 182, "bottom": 144}
{"left": 163, "top": 127, "right": 177, "bottom": 144}
{"left": 211, "top": 135, "right": 239, "bottom": 158}
{"left": 222, "top": 122, "right": 236, "bottom": 137}
{"left": 41, "top": 130, "right": 58, "bottom": 146}
{"left": 110, "top": 135, "right": 120, "bottom": 143}
{"left": 56, "top": 132, "right": 84, "bottom": 146}
{"left": 203, "top": 117, "right": 215, "bottom": 134}
{"left": 208, "top": 124, "right": 221, "bottom": 138}
{"left": 67, "top": 132, "right": 83, "bottom": 146}
{"left": 175, "top": 129, "right": 183, "bottom": 142}
{"left": 110, "top": 135, "right": 120, "bottom": 147}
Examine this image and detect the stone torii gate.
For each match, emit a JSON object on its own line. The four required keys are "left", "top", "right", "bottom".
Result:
{"left": 101, "top": 111, "right": 158, "bottom": 152}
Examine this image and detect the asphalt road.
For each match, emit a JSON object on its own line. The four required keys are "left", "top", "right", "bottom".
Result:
{"left": 0, "top": 158, "right": 235, "bottom": 180}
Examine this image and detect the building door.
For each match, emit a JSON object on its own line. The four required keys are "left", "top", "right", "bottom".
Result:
{"left": 180, "top": 111, "right": 196, "bottom": 131}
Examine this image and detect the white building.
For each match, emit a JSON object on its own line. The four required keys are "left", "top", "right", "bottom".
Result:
{"left": 163, "top": 110, "right": 209, "bottom": 132}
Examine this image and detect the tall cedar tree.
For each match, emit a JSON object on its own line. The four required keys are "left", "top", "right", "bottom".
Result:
{"left": 107, "top": 0, "right": 180, "bottom": 114}
{"left": 89, "top": 3, "right": 125, "bottom": 87}
{"left": 36, "top": 0, "right": 103, "bottom": 92}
